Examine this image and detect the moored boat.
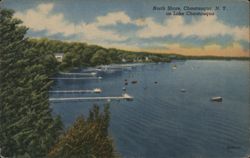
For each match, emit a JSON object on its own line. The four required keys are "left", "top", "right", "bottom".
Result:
{"left": 180, "top": 89, "right": 186, "bottom": 92}
{"left": 123, "top": 93, "right": 133, "bottom": 101}
{"left": 172, "top": 65, "right": 177, "bottom": 70}
{"left": 131, "top": 80, "right": 138, "bottom": 84}
{"left": 211, "top": 96, "right": 223, "bottom": 102}
{"left": 93, "top": 88, "right": 102, "bottom": 93}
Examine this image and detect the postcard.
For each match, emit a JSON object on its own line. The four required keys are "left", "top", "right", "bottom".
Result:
{"left": 0, "top": 0, "right": 249, "bottom": 158}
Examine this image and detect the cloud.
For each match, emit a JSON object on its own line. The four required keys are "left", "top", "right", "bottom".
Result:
{"left": 14, "top": 2, "right": 249, "bottom": 57}
{"left": 81, "top": 11, "right": 131, "bottom": 41}
{"left": 15, "top": 3, "right": 128, "bottom": 42}
{"left": 15, "top": 3, "right": 249, "bottom": 43}
{"left": 80, "top": 23, "right": 128, "bottom": 42}
{"left": 15, "top": 3, "right": 79, "bottom": 36}
{"left": 136, "top": 16, "right": 249, "bottom": 42}
{"left": 96, "top": 11, "right": 131, "bottom": 26}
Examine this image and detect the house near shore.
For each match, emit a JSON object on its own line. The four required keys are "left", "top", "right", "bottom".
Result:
{"left": 133, "top": 57, "right": 142, "bottom": 62}
{"left": 54, "top": 53, "right": 64, "bottom": 62}
{"left": 122, "top": 58, "right": 127, "bottom": 63}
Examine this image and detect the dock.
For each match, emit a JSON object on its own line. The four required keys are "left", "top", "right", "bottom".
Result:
{"left": 49, "top": 90, "right": 94, "bottom": 93}
{"left": 96, "top": 64, "right": 143, "bottom": 71}
{"left": 49, "top": 93, "right": 133, "bottom": 102}
{"left": 50, "top": 77, "right": 102, "bottom": 80}
{"left": 49, "top": 88, "right": 102, "bottom": 94}
{"left": 58, "top": 72, "right": 97, "bottom": 76}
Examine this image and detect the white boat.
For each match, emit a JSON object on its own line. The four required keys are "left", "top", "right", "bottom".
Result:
{"left": 93, "top": 88, "right": 102, "bottom": 93}
{"left": 180, "top": 89, "right": 186, "bottom": 92}
{"left": 91, "top": 72, "right": 97, "bottom": 76}
{"left": 95, "top": 68, "right": 102, "bottom": 71}
{"left": 122, "top": 93, "right": 133, "bottom": 101}
{"left": 211, "top": 96, "right": 223, "bottom": 102}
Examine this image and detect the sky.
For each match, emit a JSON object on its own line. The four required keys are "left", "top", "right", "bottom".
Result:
{"left": 2, "top": 0, "right": 250, "bottom": 57}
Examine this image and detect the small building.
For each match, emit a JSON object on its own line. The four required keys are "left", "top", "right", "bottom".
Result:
{"left": 133, "top": 57, "right": 142, "bottom": 62}
{"left": 54, "top": 53, "right": 64, "bottom": 62}
{"left": 122, "top": 58, "right": 127, "bottom": 63}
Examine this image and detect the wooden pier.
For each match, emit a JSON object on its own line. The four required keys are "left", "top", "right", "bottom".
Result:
{"left": 50, "top": 77, "right": 102, "bottom": 80}
{"left": 58, "top": 72, "right": 97, "bottom": 76}
{"left": 49, "top": 90, "right": 94, "bottom": 93}
{"left": 49, "top": 93, "right": 133, "bottom": 102}
{"left": 49, "top": 88, "right": 102, "bottom": 94}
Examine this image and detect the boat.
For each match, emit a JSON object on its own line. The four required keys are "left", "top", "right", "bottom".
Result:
{"left": 211, "top": 96, "right": 223, "bottom": 102}
{"left": 122, "top": 93, "right": 133, "bottom": 101}
{"left": 95, "top": 68, "right": 102, "bottom": 71}
{"left": 122, "top": 87, "right": 126, "bottom": 91}
{"left": 98, "top": 76, "right": 102, "bottom": 79}
{"left": 93, "top": 88, "right": 102, "bottom": 93}
{"left": 131, "top": 80, "right": 138, "bottom": 84}
{"left": 91, "top": 72, "right": 97, "bottom": 76}
{"left": 180, "top": 89, "right": 186, "bottom": 92}
{"left": 172, "top": 65, "right": 177, "bottom": 70}
{"left": 124, "top": 82, "right": 128, "bottom": 85}
{"left": 154, "top": 81, "right": 158, "bottom": 84}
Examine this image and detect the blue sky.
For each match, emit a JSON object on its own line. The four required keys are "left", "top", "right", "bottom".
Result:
{"left": 2, "top": 0, "right": 250, "bottom": 56}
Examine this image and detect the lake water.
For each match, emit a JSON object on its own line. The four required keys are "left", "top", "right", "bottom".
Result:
{"left": 51, "top": 60, "right": 250, "bottom": 158}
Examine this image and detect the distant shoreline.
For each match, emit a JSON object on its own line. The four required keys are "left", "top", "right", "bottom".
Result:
{"left": 133, "top": 51, "right": 250, "bottom": 61}
{"left": 172, "top": 56, "right": 250, "bottom": 61}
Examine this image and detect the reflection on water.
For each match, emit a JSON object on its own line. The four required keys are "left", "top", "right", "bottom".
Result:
{"left": 51, "top": 60, "right": 250, "bottom": 158}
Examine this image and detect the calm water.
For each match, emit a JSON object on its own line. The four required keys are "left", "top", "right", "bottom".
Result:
{"left": 51, "top": 60, "right": 250, "bottom": 158}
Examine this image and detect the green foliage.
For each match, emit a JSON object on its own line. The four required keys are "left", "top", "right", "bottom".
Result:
{"left": 108, "top": 49, "right": 122, "bottom": 63}
{"left": 90, "top": 49, "right": 112, "bottom": 66}
{"left": 48, "top": 105, "right": 116, "bottom": 158}
{"left": 0, "top": 9, "right": 62, "bottom": 157}
{"left": 27, "top": 38, "right": 172, "bottom": 71}
{"left": 149, "top": 55, "right": 171, "bottom": 62}
{"left": 81, "top": 47, "right": 95, "bottom": 66}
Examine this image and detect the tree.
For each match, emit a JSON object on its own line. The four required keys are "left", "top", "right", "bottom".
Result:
{"left": 42, "top": 53, "right": 59, "bottom": 76}
{"left": 108, "top": 49, "right": 121, "bottom": 63}
{"left": 90, "top": 49, "right": 111, "bottom": 66}
{"left": 0, "top": 9, "right": 62, "bottom": 157}
{"left": 81, "top": 48, "right": 95, "bottom": 66}
{"left": 0, "top": 9, "right": 28, "bottom": 156}
{"left": 48, "top": 105, "right": 116, "bottom": 158}
{"left": 61, "top": 52, "right": 74, "bottom": 69}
